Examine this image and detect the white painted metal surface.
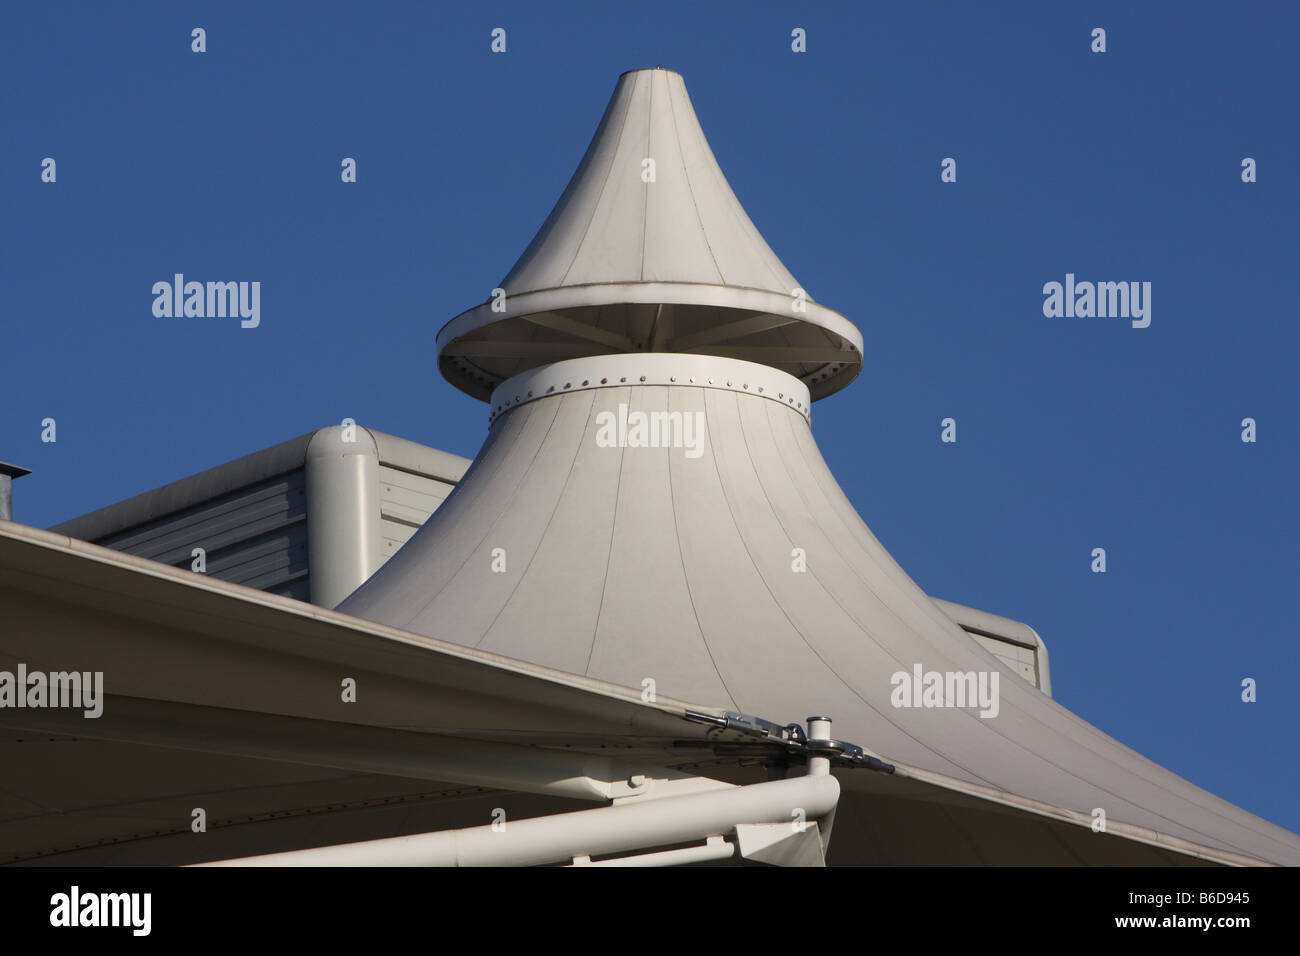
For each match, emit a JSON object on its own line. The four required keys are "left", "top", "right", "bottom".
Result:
{"left": 932, "top": 597, "right": 1052, "bottom": 694}
{"left": 199, "top": 774, "right": 838, "bottom": 867}
{"left": 569, "top": 835, "right": 735, "bottom": 867}
{"left": 806, "top": 717, "right": 833, "bottom": 777}
{"left": 486, "top": 352, "right": 812, "bottom": 426}
{"left": 49, "top": 426, "right": 473, "bottom": 608}
{"left": 305, "top": 426, "right": 384, "bottom": 609}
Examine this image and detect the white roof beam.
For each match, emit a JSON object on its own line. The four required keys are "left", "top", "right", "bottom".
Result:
{"left": 518, "top": 311, "right": 636, "bottom": 350}
{"left": 671, "top": 311, "right": 797, "bottom": 351}
{"left": 197, "top": 774, "right": 838, "bottom": 867}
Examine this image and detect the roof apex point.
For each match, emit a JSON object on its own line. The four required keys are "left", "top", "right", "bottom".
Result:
{"left": 619, "top": 65, "right": 677, "bottom": 77}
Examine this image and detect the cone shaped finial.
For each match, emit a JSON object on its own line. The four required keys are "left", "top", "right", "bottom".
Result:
{"left": 438, "top": 68, "right": 863, "bottom": 401}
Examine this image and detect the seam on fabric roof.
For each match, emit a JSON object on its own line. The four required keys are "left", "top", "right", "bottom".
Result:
{"left": 839, "top": 790, "right": 891, "bottom": 862}
{"left": 559, "top": 74, "right": 638, "bottom": 287}
{"left": 938, "top": 802, "right": 990, "bottom": 864}
{"left": 656, "top": 385, "right": 737, "bottom": 709}
{"left": 738, "top": 197, "right": 794, "bottom": 295}
{"left": 429, "top": 418, "right": 519, "bottom": 516}
{"left": 343, "top": 405, "right": 531, "bottom": 619}
{"left": 768, "top": 406, "right": 1158, "bottom": 803}
{"left": 701, "top": 129, "right": 792, "bottom": 293}
{"left": 577, "top": 385, "right": 626, "bottom": 676}
{"left": 0, "top": 781, "right": 54, "bottom": 815}
{"left": 3, "top": 779, "right": 490, "bottom": 864}
{"left": 785, "top": 412, "right": 981, "bottom": 641}
{"left": 770, "top": 403, "right": 1280, "bottom": 858}
{"left": 3, "top": 771, "right": 386, "bottom": 822}
{"left": 1039, "top": 817, "right": 1091, "bottom": 864}
{"left": 727, "top": 393, "right": 1000, "bottom": 786}
{"left": 637, "top": 73, "right": 653, "bottom": 282}
{"left": 666, "top": 76, "right": 723, "bottom": 284}
{"left": 581, "top": 388, "right": 629, "bottom": 677}
{"left": 1046, "top": 703, "right": 1300, "bottom": 849}
{"left": 771, "top": 404, "right": 1253, "bottom": 849}
{"left": 1046, "top": 698, "right": 1300, "bottom": 851}
{"left": 375, "top": 406, "right": 538, "bottom": 622}
{"left": 403, "top": 398, "right": 563, "bottom": 627}
{"left": 762, "top": 399, "right": 1029, "bottom": 709}
{"left": 587, "top": 421, "right": 626, "bottom": 681}
{"left": 746, "top": 397, "right": 1002, "bottom": 750}
{"left": 894, "top": 765, "right": 1269, "bottom": 864}
{"left": 696, "top": 388, "right": 930, "bottom": 749}
{"left": 781, "top": 410, "right": 1064, "bottom": 681}
{"left": 473, "top": 389, "right": 600, "bottom": 651}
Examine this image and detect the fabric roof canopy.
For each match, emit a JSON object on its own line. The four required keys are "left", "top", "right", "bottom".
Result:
{"left": 437, "top": 68, "right": 862, "bottom": 401}
{"left": 353, "top": 68, "right": 1298, "bottom": 866}
{"left": 3, "top": 67, "right": 1293, "bottom": 867}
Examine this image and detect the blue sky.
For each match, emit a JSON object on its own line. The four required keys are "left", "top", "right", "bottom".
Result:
{"left": 3, "top": 3, "right": 1297, "bottom": 834}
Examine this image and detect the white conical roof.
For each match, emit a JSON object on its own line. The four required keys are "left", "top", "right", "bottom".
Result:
{"left": 438, "top": 68, "right": 863, "bottom": 402}
{"left": 342, "top": 70, "right": 1300, "bottom": 865}
{"left": 341, "top": 355, "right": 1300, "bottom": 865}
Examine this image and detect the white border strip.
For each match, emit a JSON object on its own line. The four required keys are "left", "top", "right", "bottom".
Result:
{"left": 487, "top": 353, "right": 813, "bottom": 427}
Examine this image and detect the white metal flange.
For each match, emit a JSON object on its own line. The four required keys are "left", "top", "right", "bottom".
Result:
{"left": 487, "top": 353, "right": 813, "bottom": 427}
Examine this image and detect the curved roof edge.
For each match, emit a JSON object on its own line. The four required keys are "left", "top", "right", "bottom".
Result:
{"left": 438, "top": 283, "right": 863, "bottom": 403}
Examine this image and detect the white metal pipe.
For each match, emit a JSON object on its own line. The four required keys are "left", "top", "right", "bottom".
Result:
{"left": 198, "top": 773, "right": 839, "bottom": 867}
{"left": 0, "top": 462, "right": 31, "bottom": 522}
{"left": 807, "top": 716, "right": 832, "bottom": 776}
{"left": 305, "top": 425, "right": 383, "bottom": 609}
{"left": 569, "top": 837, "right": 734, "bottom": 867}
